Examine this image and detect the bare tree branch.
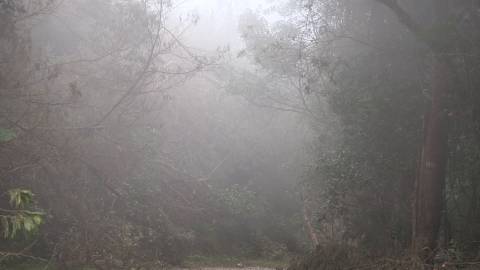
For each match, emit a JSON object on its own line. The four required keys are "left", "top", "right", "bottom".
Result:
{"left": 374, "top": 0, "right": 430, "bottom": 48}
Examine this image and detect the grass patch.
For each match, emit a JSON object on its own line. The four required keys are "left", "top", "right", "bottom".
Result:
{"left": 6, "top": 256, "right": 289, "bottom": 269}
{"left": 1, "top": 262, "right": 95, "bottom": 270}
{"left": 1, "top": 262, "right": 52, "bottom": 270}
{"left": 183, "top": 255, "right": 289, "bottom": 268}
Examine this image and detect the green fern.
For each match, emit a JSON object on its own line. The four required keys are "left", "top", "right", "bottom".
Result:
{"left": 0, "top": 189, "right": 44, "bottom": 239}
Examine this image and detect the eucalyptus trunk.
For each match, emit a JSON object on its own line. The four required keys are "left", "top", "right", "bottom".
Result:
{"left": 412, "top": 57, "right": 449, "bottom": 258}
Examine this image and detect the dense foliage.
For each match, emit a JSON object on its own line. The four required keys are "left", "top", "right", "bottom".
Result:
{"left": 2, "top": 0, "right": 480, "bottom": 269}
{"left": 0, "top": 0, "right": 306, "bottom": 268}
{"left": 238, "top": 0, "right": 480, "bottom": 266}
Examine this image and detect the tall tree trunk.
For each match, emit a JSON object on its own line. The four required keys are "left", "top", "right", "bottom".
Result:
{"left": 412, "top": 57, "right": 449, "bottom": 259}
{"left": 412, "top": 0, "right": 450, "bottom": 259}
{"left": 374, "top": 0, "right": 451, "bottom": 260}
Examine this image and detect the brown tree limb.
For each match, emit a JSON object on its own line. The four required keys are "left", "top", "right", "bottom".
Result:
{"left": 373, "top": 0, "right": 430, "bottom": 49}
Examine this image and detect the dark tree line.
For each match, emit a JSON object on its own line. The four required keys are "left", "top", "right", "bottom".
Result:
{"left": 238, "top": 0, "right": 480, "bottom": 268}
{"left": 2, "top": 0, "right": 480, "bottom": 269}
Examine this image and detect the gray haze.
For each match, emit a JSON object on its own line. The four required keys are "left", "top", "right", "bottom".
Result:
{"left": 3, "top": 0, "right": 479, "bottom": 269}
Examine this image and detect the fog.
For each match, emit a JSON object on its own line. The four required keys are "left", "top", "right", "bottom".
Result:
{"left": 1, "top": 1, "right": 480, "bottom": 269}
{"left": 176, "top": 0, "right": 266, "bottom": 49}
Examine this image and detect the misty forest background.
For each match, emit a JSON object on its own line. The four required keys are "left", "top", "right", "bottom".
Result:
{"left": 1, "top": 0, "right": 480, "bottom": 269}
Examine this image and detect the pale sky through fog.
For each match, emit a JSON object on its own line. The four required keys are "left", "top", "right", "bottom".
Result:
{"left": 174, "top": 0, "right": 278, "bottom": 51}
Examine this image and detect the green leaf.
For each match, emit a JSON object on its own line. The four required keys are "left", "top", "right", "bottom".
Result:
{"left": 1, "top": 216, "right": 9, "bottom": 238}
{"left": 2, "top": 190, "right": 43, "bottom": 239}
{"left": 0, "top": 128, "right": 16, "bottom": 142}
{"left": 23, "top": 217, "right": 34, "bottom": 232}
{"left": 8, "top": 189, "right": 34, "bottom": 208}
{"left": 11, "top": 216, "right": 19, "bottom": 238}
{"left": 32, "top": 214, "right": 43, "bottom": 225}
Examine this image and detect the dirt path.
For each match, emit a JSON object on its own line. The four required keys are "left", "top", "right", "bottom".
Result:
{"left": 174, "top": 268, "right": 277, "bottom": 270}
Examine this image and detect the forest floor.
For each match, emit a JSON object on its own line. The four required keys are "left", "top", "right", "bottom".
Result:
{"left": 181, "top": 255, "right": 288, "bottom": 269}
{"left": 8, "top": 257, "right": 287, "bottom": 270}
{"left": 174, "top": 268, "right": 278, "bottom": 270}
{"left": 9, "top": 265, "right": 280, "bottom": 270}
